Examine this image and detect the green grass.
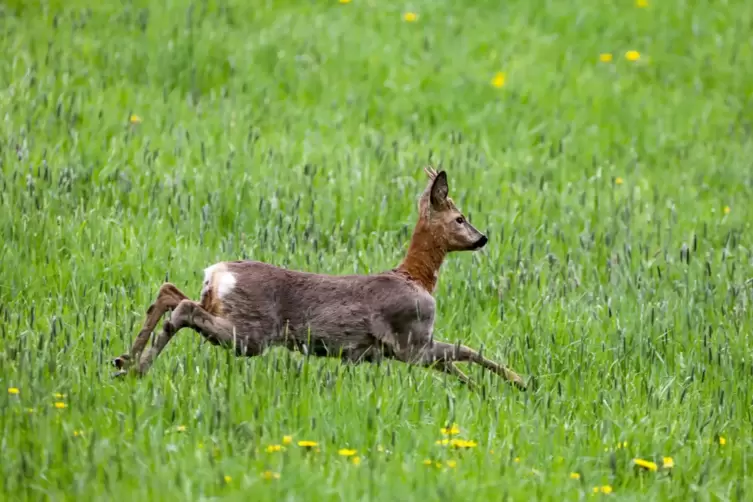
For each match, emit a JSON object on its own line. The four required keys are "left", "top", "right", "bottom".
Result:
{"left": 1, "top": 0, "right": 752, "bottom": 500}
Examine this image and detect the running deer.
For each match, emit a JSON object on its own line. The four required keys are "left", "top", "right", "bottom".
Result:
{"left": 112, "top": 167, "right": 527, "bottom": 390}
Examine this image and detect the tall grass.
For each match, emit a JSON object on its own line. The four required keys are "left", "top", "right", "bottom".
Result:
{"left": 1, "top": 0, "right": 752, "bottom": 500}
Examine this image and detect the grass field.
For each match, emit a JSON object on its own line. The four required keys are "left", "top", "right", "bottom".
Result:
{"left": 2, "top": 0, "right": 753, "bottom": 500}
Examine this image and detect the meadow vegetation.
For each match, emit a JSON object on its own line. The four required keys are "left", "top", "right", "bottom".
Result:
{"left": 1, "top": 0, "right": 752, "bottom": 500}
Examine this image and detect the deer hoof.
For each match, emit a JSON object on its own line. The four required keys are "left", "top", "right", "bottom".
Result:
{"left": 112, "top": 369, "right": 129, "bottom": 379}
{"left": 520, "top": 375, "right": 538, "bottom": 392}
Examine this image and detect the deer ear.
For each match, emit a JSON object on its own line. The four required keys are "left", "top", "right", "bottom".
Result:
{"left": 430, "top": 171, "right": 449, "bottom": 208}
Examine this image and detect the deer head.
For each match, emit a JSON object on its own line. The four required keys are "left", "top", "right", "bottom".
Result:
{"left": 418, "top": 167, "right": 487, "bottom": 252}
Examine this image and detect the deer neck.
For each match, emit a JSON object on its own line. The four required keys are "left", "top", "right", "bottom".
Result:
{"left": 396, "top": 220, "right": 446, "bottom": 294}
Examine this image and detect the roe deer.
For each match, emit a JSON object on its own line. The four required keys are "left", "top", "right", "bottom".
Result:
{"left": 112, "top": 167, "right": 527, "bottom": 390}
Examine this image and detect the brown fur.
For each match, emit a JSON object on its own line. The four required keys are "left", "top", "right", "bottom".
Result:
{"left": 113, "top": 167, "right": 527, "bottom": 390}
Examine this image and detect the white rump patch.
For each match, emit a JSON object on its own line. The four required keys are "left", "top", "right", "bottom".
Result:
{"left": 202, "top": 263, "right": 237, "bottom": 299}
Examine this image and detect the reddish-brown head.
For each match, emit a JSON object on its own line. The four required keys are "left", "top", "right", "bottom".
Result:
{"left": 418, "top": 167, "right": 487, "bottom": 253}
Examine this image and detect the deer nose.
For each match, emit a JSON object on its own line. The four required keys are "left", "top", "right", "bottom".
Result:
{"left": 473, "top": 235, "right": 488, "bottom": 249}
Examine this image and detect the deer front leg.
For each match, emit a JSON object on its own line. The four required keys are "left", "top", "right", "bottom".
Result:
{"left": 430, "top": 341, "right": 527, "bottom": 390}
{"left": 436, "top": 361, "right": 477, "bottom": 390}
{"left": 396, "top": 340, "right": 526, "bottom": 391}
{"left": 370, "top": 318, "right": 477, "bottom": 389}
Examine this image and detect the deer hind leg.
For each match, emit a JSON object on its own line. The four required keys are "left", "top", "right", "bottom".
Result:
{"left": 113, "top": 283, "right": 189, "bottom": 372}
{"left": 136, "top": 299, "right": 260, "bottom": 376}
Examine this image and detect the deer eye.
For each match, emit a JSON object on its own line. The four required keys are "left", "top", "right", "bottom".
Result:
{"left": 455, "top": 216, "right": 465, "bottom": 224}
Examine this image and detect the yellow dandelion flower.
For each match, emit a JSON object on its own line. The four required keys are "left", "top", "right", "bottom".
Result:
{"left": 423, "top": 459, "right": 433, "bottom": 466}
{"left": 662, "top": 457, "right": 674, "bottom": 469}
{"left": 636, "top": 0, "right": 648, "bottom": 7}
{"left": 298, "top": 440, "right": 318, "bottom": 448}
{"left": 625, "top": 50, "right": 641, "bottom": 62}
{"left": 449, "top": 439, "right": 477, "bottom": 449}
{"left": 351, "top": 456, "right": 361, "bottom": 466}
{"left": 73, "top": 430, "right": 83, "bottom": 437}
{"left": 718, "top": 436, "right": 727, "bottom": 445}
{"left": 723, "top": 206, "right": 731, "bottom": 215}
{"left": 339, "top": 0, "right": 351, "bottom": 3}
{"left": 129, "top": 114, "right": 142, "bottom": 125}
{"left": 403, "top": 12, "right": 418, "bottom": 22}
{"left": 8, "top": 387, "right": 19, "bottom": 395}
{"left": 436, "top": 439, "right": 450, "bottom": 446}
{"left": 54, "top": 402, "right": 67, "bottom": 409}
{"left": 261, "top": 470, "right": 280, "bottom": 481}
{"left": 633, "top": 458, "right": 658, "bottom": 472}
{"left": 441, "top": 423, "right": 460, "bottom": 436}
{"left": 514, "top": 457, "right": 520, "bottom": 463}
{"left": 282, "top": 435, "right": 293, "bottom": 445}
{"left": 570, "top": 472, "right": 581, "bottom": 480}
{"left": 224, "top": 475, "right": 232, "bottom": 483}
{"left": 434, "top": 461, "right": 442, "bottom": 469}
{"left": 601, "top": 485, "right": 613, "bottom": 494}
{"left": 491, "top": 72, "right": 506, "bottom": 88}
{"left": 615, "top": 177, "right": 624, "bottom": 185}
{"left": 266, "top": 444, "right": 284, "bottom": 453}
{"left": 599, "top": 53, "right": 613, "bottom": 63}
{"left": 446, "top": 460, "right": 457, "bottom": 468}
{"left": 338, "top": 448, "right": 357, "bottom": 457}
{"left": 54, "top": 393, "right": 66, "bottom": 399}
{"left": 175, "top": 425, "right": 187, "bottom": 432}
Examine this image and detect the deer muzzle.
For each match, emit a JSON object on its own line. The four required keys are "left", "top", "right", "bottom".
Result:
{"left": 472, "top": 235, "right": 488, "bottom": 250}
